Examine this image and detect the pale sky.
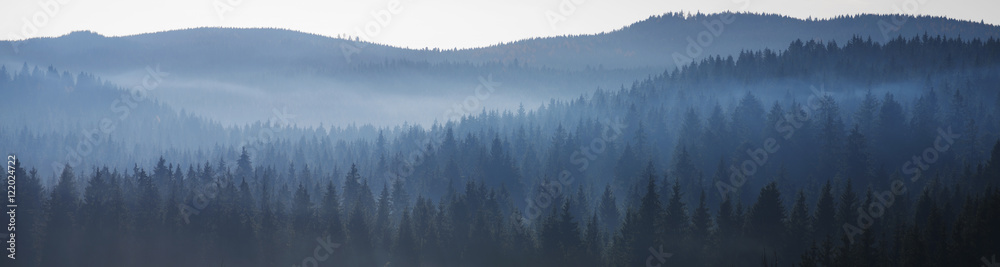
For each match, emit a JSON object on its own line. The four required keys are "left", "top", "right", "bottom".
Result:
{"left": 2, "top": 0, "right": 997, "bottom": 49}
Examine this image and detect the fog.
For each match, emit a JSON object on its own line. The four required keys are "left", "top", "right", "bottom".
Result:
{"left": 2, "top": 13, "right": 1000, "bottom": 267}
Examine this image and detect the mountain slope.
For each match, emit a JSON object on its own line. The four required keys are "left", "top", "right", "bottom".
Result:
{"left": 4, "top": 13, "right": 997, "bottom": 71}
{"left": 1, "top": 13, "right": 996, "bottom": 126}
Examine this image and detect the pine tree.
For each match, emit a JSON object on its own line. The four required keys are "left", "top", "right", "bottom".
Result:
{"left": 347, "top": 203, "right": 375, "bottom": 266}
{"left": 716, "top": 194, "right": 739, "bottom": 241}
{"left": 845, "top": 125, "right": 873, "bottom": 186}
{"left": 557, "top": 201, "right": 583, "bottom": 264}
{"left": 41, "top": 165, "right": 81, "bottom": 267}
{"left": 836, "top": 179, "right": 858, "bottom": 235}
{"left": 343, "top": 163, "right": 362, "bottom": 210}
{"left": 817, "top": 95, "right": 845, "bottom": 181}
{"left": 689, "top": 190, "right": 713, "bottom": 262}
{"left": 390, "top": 177, "right": 410, "bottom": 222}
{"left": 258, "top": 168, "right": 283, "bottom": 267}
{"left": 236, "top": 147, "right": 253, "bottom": 186}
{"left": 732, "top": 91, "right": 766, "bottom": 142}
{"left": 412, "top": 196, "right": 442, "bottom": 266}
{"left": 672, "top": 146, "right": 702, "bottom": 193}
{"left": 598, "top": 184, "right": 620, "bottom": 234}
{"left": 911, "top": 88, "right": 940, "bottom": 146}
{"left": 292, "top": 183, "right": 314, "bottom": 235}
{"left": 874, "top": 93, "right": 907, "bottom": 163}
{"left": 320, "top": 181, "right": 345, "bottom": 242}
{"left": 637, "top": 174, "right": 663, "bottom": 262}
{"left": 787, "top": 190, "right": 813, "bottom": 256}
{"left": 13, "top": 161, "right": 44, "bottom": 266}
{"left": 570, "top": 185, "right": 589, "bottom": 226}
{"left": 392, "top": 208, "right": 419, "bottom": 267}
{"left": 135, "top": 168, "right": 162, "bottom": 236}
{"left": 745, "top": 182, "right": 786, "bottom": 253}
{"left": 849, "top": 189, "right": 878, "bottom": 266}
{"left": 152, "top": 156, "right": 171, "bottom": 199}
{"left": 374, "top": 184, "right": 393, "bottom": 251}
{"left": 614, "top": 143, "right": 641, "bottom": 189}
{"left": 610, "top": 207, "right": 641, "bottom": 267}
{"left": 678, "top": 107, "right": 703, "bottom": 151}
{"left": 81, "top": 168, "right": 110, "bottom": 266}
{"left": 714, "top": 189, "right": 744, "bottom": 267}
{"left": 854, "top": 89, "right": 880, "bottom": 138}
{"left": 582, "top": 213, "right": 604, "bottom": 264}
{"left": 813, "top": 180, "right": 837, "bottom": 238}
{"left": 663, "top": 179, "right": 689, "bottom": 251}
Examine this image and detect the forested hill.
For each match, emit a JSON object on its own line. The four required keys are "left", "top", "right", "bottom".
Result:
{"left": 2, "top": 13, "right": 997, "bottom": 126}
{"left": 461, "top": 12, "right": 1000, "bottom": 70}
{"left": 643, "top": 34, "right": 1000, "bottom": 90}
{"left": 2, "top": 13, "right": 998, "bottom": 72}
{"left": 5, "top": 34, "right": 999, "bottom": 203}
{"left": 7, "top": 36, "right": 1000, "bottom": 267}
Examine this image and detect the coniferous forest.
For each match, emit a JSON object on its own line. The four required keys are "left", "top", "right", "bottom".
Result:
{"left": 3, "top": 12, "right": 1000, "bottom": 267}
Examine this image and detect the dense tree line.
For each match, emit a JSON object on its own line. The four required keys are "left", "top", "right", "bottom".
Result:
{"left": 5, "top": 35, "right": 1000, "bottom": 266}
{"left": 9, "top": 142, "right": 1000, "bottom": 266}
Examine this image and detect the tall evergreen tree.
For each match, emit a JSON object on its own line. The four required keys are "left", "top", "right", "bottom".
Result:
{"left": 814, "top": 180, "right": 837, "bottom": 238}
{"left": 598, "top": 184, "right": 620, "bottom": 234}
{"left": 41, "top": 165, "right": 80, "bottom": 267}
{"left": 836, "top": 179, "right": 858, "bottom": 236}
{"left": 320, "top": 181, "right": 345, "bottom": 242}
{"left": 347, "top": 202, "right": 374, "bottom": 266}
{"left": 392, "top": 208, "right": 418, "bottom": 267}
{"left": 745, "top": 182, "right": 786, "bottom": 254}
{"left": 844, "top": 125, "right": 873, "bottom": 186}
{"left": 689, "top": 190, "right": 713, "bottom": 262}
{"left": 787, "top": 189, "right": 813, "bottom": 258}
{"left": 662, "top": 179, "right": 689, "bottom": 251}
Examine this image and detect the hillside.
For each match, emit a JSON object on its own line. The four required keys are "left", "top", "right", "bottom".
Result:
{"left": 1, "top": 13, "right": 997, "bottom": 126}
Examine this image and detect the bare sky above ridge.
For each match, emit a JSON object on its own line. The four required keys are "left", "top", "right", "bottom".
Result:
{"left": 2, "top": 0, "right": 996, "bottom": 49}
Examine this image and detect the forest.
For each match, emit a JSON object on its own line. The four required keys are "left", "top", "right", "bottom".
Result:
{"left": 4, "top": 34, "right": 1000, "bottom": 266}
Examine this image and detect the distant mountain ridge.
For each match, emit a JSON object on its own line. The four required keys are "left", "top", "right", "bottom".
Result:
{"left": 1, "top": 12, "right": 997, "bottom": 126}
{"left": 3, "top": 13, "right": 998, "bottom": 72}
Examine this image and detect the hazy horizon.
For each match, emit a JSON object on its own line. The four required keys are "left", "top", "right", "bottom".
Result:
{"left": 3, "top": 2, "right": 1000, "bottom": 266}
{"left": 3, "top": 0, "right": 999, "bottom": 49}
